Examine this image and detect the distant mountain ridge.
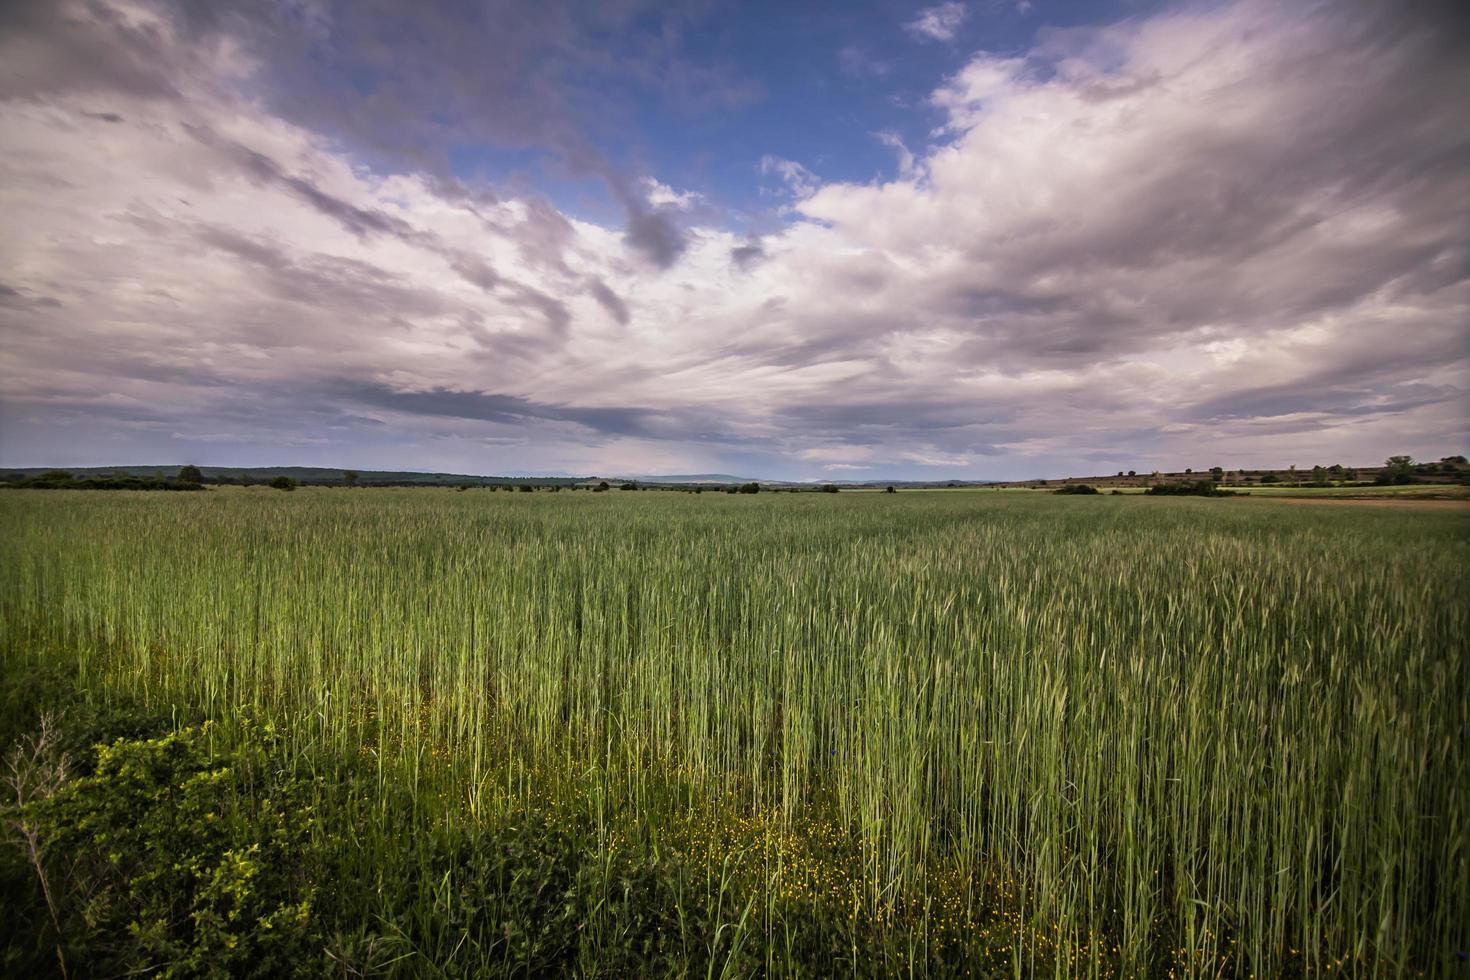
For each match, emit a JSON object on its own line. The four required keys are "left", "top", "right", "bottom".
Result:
{"left": 0, "top": 465, "right": 584, "bottom": 486}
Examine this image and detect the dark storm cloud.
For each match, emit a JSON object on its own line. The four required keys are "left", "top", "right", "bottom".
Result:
{"left": 188, "top": 224, "right": 452, "bottom": 322}
{"left": 586, "top": 279, "right": 631, "bottom": 326}
{"left": 1188, "top": 382, "right": 1457, "bottom": 425}
{"left": 730, "top": 239, "right": 765, "bottom": 270}
{"left": 0, "top": 2, "right": 184, "bottom": 101}
{"left": 337, "top": 382, "right": 658, "bottom": 439}
{"left": 185, "top": 126, "right": 419, "bottom": 242}
{"left": 622, "top": 205, "right": 687, "bottom": 269}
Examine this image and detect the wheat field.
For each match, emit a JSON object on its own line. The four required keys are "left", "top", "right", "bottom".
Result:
{"left": 1, "top": 488, "right": 1465, "bottom": 976}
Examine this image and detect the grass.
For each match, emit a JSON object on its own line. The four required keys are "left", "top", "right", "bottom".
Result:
{"left": 1, "top": 487, "right": 1466, "bottom": 976}
{"left": 1227, "top": 484, "right": 1470, "bottom": 498}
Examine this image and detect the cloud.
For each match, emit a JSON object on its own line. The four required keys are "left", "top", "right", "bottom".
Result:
{"left": 873, "top": 131, "right": 917, "bottom": 179}
{"left": 759, "top": 155, "right": 819, "bottom": 198}
{"left": 730, "top": 239, "right": 766, "bottom": 270}
{"left": 839, "top": 45, "right": 890, "bottom": 78}
{"left": 641, "top": 177, "right": 703, "bottom": 210}
{"left": 905, "top": 3, "right": 968, "bottom": 42}
{"left": 1, "top": 0, "right": 1466, "bottom": 478}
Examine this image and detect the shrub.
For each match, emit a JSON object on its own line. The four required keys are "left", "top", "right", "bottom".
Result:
{"left": 1054, "top": 484, "right": 1099, "bottom": 495}
{"left": 738, "top": 482, "right": 760, "bottom": 494}
{"left": 269, "top": 476, "right": 297, "bottom": 491}
{"left": 1145, "top": 481, "right": 1235, "bottom": 497}
{"left": 8, "top": 722, "right": 319, "bottom": 978}
{"left": 177, "top": 465, "right": 203, "bottom": 485}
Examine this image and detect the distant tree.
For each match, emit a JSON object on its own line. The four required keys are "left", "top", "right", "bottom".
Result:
{"left": 1328, "top": 464, "right": 1345, "bottom": 478}
{"left": 39, "top": 470, "right": 74, "bottom": 482}
{"left": 820, "top": 484, "right": 839, "bottom": 493}
{"left": 1378, "top": 455, "right": 1418, "bottom": 486}
{"left": 519, "top": 484, "right": 535, "bottom": 493}
{"left": 1442, "top": 455, "right": 1468, "bottom": 465}
{"left": 1209, "top": 466, "right": 1224, "bottom": 481}
{"left": 343, "top": 470, "right": 359, "bottom": 487}
{"left": 1311, "top": 465, "right": 1327, "bottom": 485}
{"left": 269, "top": 476, "right": 297, "bottom": 491}
{"left": 1055, "top": 484, "right": 1099, "bottom": 495}
{"left": 694, "top": 487, "right": 703, "bottom": 494}
{"left": 594, "top": 481, "right": 609, "bottom": 492}
{"left": 1184, "top": 467, "right": 1193, "bottom": 474}
{"left": 1127, "top": 470, "right": 1136, "bottom": 477}
{"left": 738, "top": 482, "right": 761, "bottom": 494}
{"left": 177, "top": 465, "right": 203, "bottom": 485}
{"left": 885, "top": 486, "right": 896, "bottom": 493}
{"left": 1117, "top": 471, "right": 1124, "bottom": 478}
{"left": 1260, "top": 473, "right": 1280, "bottom": 484}
{"left": 619, "top": 481, "right": 639, "bottom": 491}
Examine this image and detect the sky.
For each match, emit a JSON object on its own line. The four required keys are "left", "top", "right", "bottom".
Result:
{"left": 1, "top": 0, "right": 1467, "bottom": 480}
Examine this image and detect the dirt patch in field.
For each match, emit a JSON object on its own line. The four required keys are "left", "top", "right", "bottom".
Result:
{"left": 1241, "top": 495, "right": 1470, "bottom": 511}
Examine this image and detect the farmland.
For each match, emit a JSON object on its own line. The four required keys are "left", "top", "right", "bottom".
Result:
{"left": 2, "top": 488, "right": 1466, "bottom": 977}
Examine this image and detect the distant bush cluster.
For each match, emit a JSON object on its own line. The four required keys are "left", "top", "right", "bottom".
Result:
{"left": 1145, "top": 481, "right": 1236, "bottom": 497}
{"left": 1, "top": 470, "right": 205, "bottom": 492}
{"left": 1053, "top": 484, "right": 1099, "bottom": 495}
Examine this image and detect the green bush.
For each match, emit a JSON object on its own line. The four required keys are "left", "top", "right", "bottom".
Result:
{"left": 1054, "top": 484, "right": 1099, "bottom": 495}
{"left": 8, "top": 722, "right": 319, "bottom": 978}
{"left": 1145, "top": 481, "right": 1235, "bottom": 497}
{"left": 269, "top": 476, "right": 297, "bottom": 491}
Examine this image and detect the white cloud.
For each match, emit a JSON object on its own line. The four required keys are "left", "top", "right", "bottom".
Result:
{"left": 758, "top": 155, "right": 819, "bottom": 198}
{"left": 905, "top": 2, "right": 968, "bottom": 42}
{"left": 640, "top": 177, "right": 702, "bottom": 210}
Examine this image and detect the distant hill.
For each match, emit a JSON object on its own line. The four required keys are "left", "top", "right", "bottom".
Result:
{"left": 623, "top": 473, "right": 758, "bottom": 484}
{"left": 0, "top": 465, "right": 585, "bottom": 487}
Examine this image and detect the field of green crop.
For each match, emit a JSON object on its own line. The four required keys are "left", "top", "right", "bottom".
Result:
{"left": 2, "top": 488, "right": 1466, "bottom": 977}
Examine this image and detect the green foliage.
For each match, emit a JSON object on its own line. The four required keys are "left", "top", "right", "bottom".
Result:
{"left": 1, "top": 474, "right": 204, "bottom": 491}
{"left": 1376, "top": 455, "right": 1420, "bottom": 485}
{"left": 737, "top": 482, "right": 760, "bottom": 494}
{"left": 268, "top": 476, "right": 297, "bottom": 491}
{"left": 177, "top": 465, "right": 203, "bottom": 485}
{"left": 1145, "top": 480, "right": 1235, "bottom": 496}
{"left": 9, "top": 722, "right": 318, "bottom": 978}
{"left": 1053, "top": 484, "right": 1099, "bottom": 495}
